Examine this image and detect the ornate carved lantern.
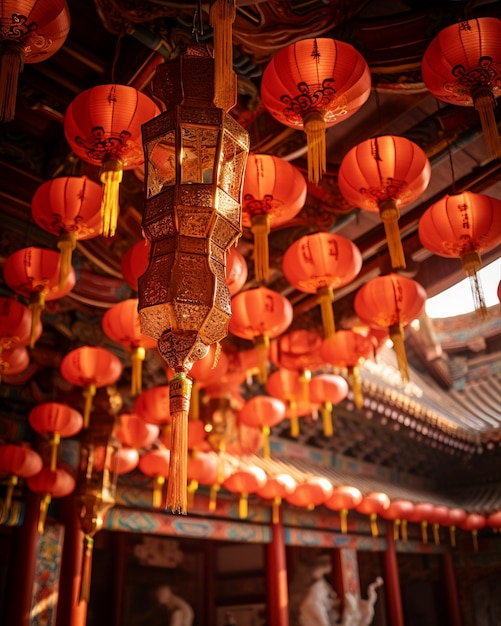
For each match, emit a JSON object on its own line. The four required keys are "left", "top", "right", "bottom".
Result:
{"left": 138, "top": 44, "right": 249, "bottom": 513}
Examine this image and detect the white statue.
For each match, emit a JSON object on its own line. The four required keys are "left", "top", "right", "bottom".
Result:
{"left": 341, "top": 576, "right": 383, "bottom": 626}
{"left": 299, "top": 562, "right": 340, "bottom": 626}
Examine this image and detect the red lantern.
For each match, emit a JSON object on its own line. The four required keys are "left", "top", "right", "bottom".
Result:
{"left": 186, "top": 451, "right": 223, "bottom": 507}
{"left": 27, "top": 467, "right": 76, "bottom": 533}
{"left": 321, "top": 329, "right": 375, "bottom": 409}
{"left": 31, "top": 176, "right": 103, "bottom": 288}
{"left": 418, "top": 191, "right": 501, "bottom": 316}
{"left": 0, "top": 346, "right": 30, "bottom": 379}
{"left": 138, "top": 449, "right": 171, "bottom": 508}
{"left": 460, "top": 512, "right": 486, "bottom": 552}
{"left": 121, "top": 240, "right": 151, "bottom": 291}
{"left": 422, "top": 17, "right": 501, "bottom": 159}
{"left": 282, "top": 232, "right": 362, "bottom": 338}
{"left": 134, "top": 386, "right": 171, "bottom": 426}
{"left": 487, "top": 510, "right": 501, "bottom": 530}
{"left": 29, "top": 402, "right": 83, "bottom": 471}
{"left": 0, "top": 444, "right": 43, "bottom": 511}
{"left": 444, "top": 507, "right": 468, "bottom": 548}
{"left": 309, "top": 373, "right": 349, "bottom": 437}
{"left": 356, "top": 492, "right": 390, "bottom": 537}
{"left": 266, "top": 368, "right": 313, "bottom": 438}
{"left": 0, "top": 0, "right": 70, "bottom": 121}
{"left": 257, "top": 473, "right": 297, "bottom": 524}
{"left": 407, "top": 502, "right": 436, "bottom": 544}
{"left": 94, "top": 446, "right": 139, "bottom": 476}
{"left": 354, "top": 274, "right": 427, "bottom": 382}
{"left": 380, "top": 499, "right": 415, "bottom": 542}
{"left": 229, "top": 286, "right": 293, "bottom": 383}
{"left": 429, "top": 505, "right": 451, "bottom": 545}
{"left": 261, "top": 38, "right": 371, "bottom": 183}
{"left": 223, "top": 465, "right": 267, "bottom": 519}
{"left": 242, "top": 153, "right": 306, "bottom": 282}
{"left": 226, "top": 246, "right": 248, "bottom": 296}
{"left": 60, "top": 346, "right": 123, "bottom": 428}
{"left": 338, "top": 135, "right": 431, "bottom": 270}
{"left": 4, "top": 247, "right": 76, "bottom": 347}
{"left": 102, "top": 298, "right": 157, "bottom": 396}
{"left": 324, "top": 485, "right": 363, "bottom": 534}
{"left": 115, "top": 413, "right": 159, "bottom": 449}
{"left": 285, "top": 476, "right": 333, "bottom": 510}
{"left": 64, "top": 84, "right": 160, "bottom": 237}
{"left": 238, "top": 395, "right": 286, "bottom": 459}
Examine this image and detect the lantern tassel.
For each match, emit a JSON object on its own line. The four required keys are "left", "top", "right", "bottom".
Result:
{"left": 432, "top": 522, "right": 440, "bottom": 545}
{"left": 50, "top": 433, "right": 61, "bottom": 472}
{"left": 394, "top": 519, "right": 401, "bottom": 541}
{"left": 239, "top": 493, "right": 249, "bottom": 519}
{"left": 187, "top": 479, "right": 198, "bottom": 509}
{"left": 272, "top": 497, "right": 281, "bottom": 525}
{"left": 389, "top": 323, "right": 409, "bottom": 382}
{"left": 57, "top": 233, "right": 76, "bottom": 290}
{"left": 379, "top": 199, "right": 406, "bottom": 270}
{"left": 0, "top": 44, "right": 25, "bottom": 122}
{"left": 79, "top": 535, "right": 94, "bottom": 604}
{"left": 38, "top": 494, "right": 51, "bottom": 534}
{"left": 473, "top": 86, "right": 501, "bottom": 160}
{"left": 251, "top": 214, "right": 271, "bottom": 284}
{"left": 255, "top": 334, "right": 270, "bottom": 384}
{"left": 130, "top": 346, "right": 146, "bottom": 396}
{"left": 340, "top": 508, "right": 348, "bottom": 534}
{"left": 289, "top": 400, "right": 299, "bottom": 438}
{"left": 317, "top": 286, "right": 335, "bottom": 339}
{"left": 401, "top": 519, "right": 409, "bottom": 542}
{"left": 350, "top": 365, "right": 364, "bottom": 409}
{"left": 153, "top": 476, "right": 165, "bottom": 508}
{"left": 471, "top": 529, "right": 479, "bottom": 553}
{"left": 370, "top": 512, "right": 379, "bottom": 537}
{"left": 449, "top": 525, "right": 457, "bottom": 548}
{"left": 461, "top": 250, "right": 487, "bottom": 318}
{"left": 421, "top": 520, "right": 428, "bottom": 544}
{"left": 209, "top": 484, "right": 220, "bottom": 511}
{"left": 262, "top": 425, "right": 271, "bottom": 459}
{"left": 166, "top": 372, "right": 192, "bottom": 514}
{"left": 29, "top": 291, "right": 46, "bottom": 348}
{"left": 99, "top": 159, "right": 123, "bottom": 238}
{"left": 299, "top": 369, "right": 311, "bottom": 403}
{"left": 82, "top": 384, "right": 97, "bottom": 429}
{"left": 322, "top": 402, "right": 334, "bottom": 437}
{"left": 304, "top": 111, "right": 326, "bottom": 184}
{"left": 209, "top": 0, "right": 237, "bottom": 111}
{"left": 4, "top": 475, "right": 18, "bottom": 512}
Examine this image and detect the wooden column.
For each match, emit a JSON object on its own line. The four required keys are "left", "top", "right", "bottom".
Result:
{"left": 4, "top": 490, "right": 40, "bottom": 626}
{"left": 332, "top": 545, "right": 360, "bottom": 614}
{"left": 383, "top": 521, "right": 405, "bottom": 626}
{"left": 112, "top": 532, "right": 127, "bottom": 626}
{"left": 443, "top": 548, "right": 462, "bottom": 626}
{"left": 266, "top": 508, "right": 289, "bottom": 626}
{"left": 55, "top": 498, "right": 88, "bottom": 626}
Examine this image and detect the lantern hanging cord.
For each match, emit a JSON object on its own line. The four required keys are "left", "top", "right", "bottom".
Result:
{"left": 110, "top": 33, "right": 124, "bottom": 84}
{"left": 192, "top": 0, "right": 204, "bottom": 41}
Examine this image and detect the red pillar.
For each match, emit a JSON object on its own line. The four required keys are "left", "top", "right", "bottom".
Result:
{"left": 4, "top": 490, "right": 40, "bottom": 626}
{"left": 55, "top": 498, "right": 88, "bottom": 626}
{"left": 266, "top": 508, "right": 289, "bottom": 626}
{"left": 443, "top": 548, "right": 462, "bottom": 626}
{"left": 383, "top": 521, "right": 405, "bottom": 626}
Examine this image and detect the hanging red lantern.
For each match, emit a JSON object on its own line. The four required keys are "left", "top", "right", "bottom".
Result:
{"left": 407, "top": 501, "right": 436, "bottom": 544}
{"left": 29, "top": 402, "right": 83, "bottom": 471}
{"left": 115, "top": 413, "right": 159, "bottom": 450}
{"left": 266, "top": 368, "right": 313, "bottom": 438}
{"left": 356, "top": 491, "right": 390, "bottom": 537}
{"left": 188, "top": 451, "right": 231, "bottom": 512}
{"left": 134, "top": 385, "right": 171, "bottom": 426}
{"left": 238, "top": 395, "right": 286, "bottom": 459}
{"left": 0, "top": 297, "right": 34, "bottom": 378}
{"left": 3, "top": 247, "right": 76, "bottom": 347}
{"left": 0, "top": 346, "right": 30, "bottom": 379}
{"left": 321, "top": 329, "right": 375, "bottom": 409}
{"left": 229, "top": 286, "right": 293, "bottom": 383}
{"left": 486, "top": 510, "right": 501, "bottom": 530}
{"left": 64, "top": 84, "right": 160, "bottom": 237}
{"left": 338, "top": 135, "right": 431, "bottom": 270}
{"left": 94, "top": 446, "right": 139, "bottom": 476}
{"left": 226, "top": 246, "right": 248, "bottom": 296}
{"left": 283, "top": 232, "right": 362, "bottom": 339}
{"left": 27, "top": 467, "right": 76, "bottom": 533}
{"left": 31, "top": 176, "right": 103, "bottom": 288}
{"left": 242, "top": 153, "right": 306, "bottom": 283}
{"left": 380, "top": 499, "right": 415, "bottom": 542}
{"left": 261, "top": 37, "right": 371, "bottom": 184}
{"left": 121, "top": 240, "right": 151, "bottom": 291}
{"left": 460, "top": 512, "right": 486, "bottom": 552}
{"left": 257, "top": 473, "right": 297, "bottom": 524}
{"left": 223, "top": 465, "right": 267, "bottom": 519}
{"left": 444, "top": 507, "right": 468, "bottom": 548}
{"left": 102, "top": 298, "right": 157, "bottom": 396}
{"left": 418, "top": 191, "right": 501, "bottom": 317}
{"left": 138, "top": 449, "right": 171, "bottom": 508}
{"left": 354, "top": 273, "right": 427, "bottom": 382}
{"left": 324, "top": 485, "right": 363, "bottom": 534}
{"left": 285, "top": 476, "right": 333, "bottom": 510}
{"left": 0, "top": 0, "right": 70, "bottom": 121}
{"left": 422, "top": 17, "right": 501, "bottom": 159}
{"left": 0, "top": 444, "right": 43, "bottom": 512}
{"left": 428, "top": 505, "right": 451, "bottom": 545}
{"left": 309, "top": 373, "right": 348, "bottom": 437}
{"left": 60, "top": 346, "right": 123, "bottom": 428}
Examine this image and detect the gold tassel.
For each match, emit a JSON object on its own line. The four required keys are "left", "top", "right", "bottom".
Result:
{"left": 461, "top": 250, "right": 487, "bottom": 318}
{"left": 166, "top": 372, "right": 192, "bottom": 514}
{"left": 304, "top": 111, "right": 326, "bottom": 184}
{"left": 4, "top": 475, "right": 18, "bottom": 512}
{"left": 0, "top": 44, "right": 25, "bottom": 122}
{"left": 389, "top": 323, "right": 409, "bottom": 382}
{"left": 251, "top": 214, "right": 271, "bottom": 284}
{"left": 350, "top": 365, "right": 364, "bottom": 409}
{"left": 473, "top": 86, "right": 501, "bottom": 160}
{"left": 190, "top": 381, "right": 201, "bottom": 420}
{"left": 153, "top": 476, "right": 165, "bottom": 508}
{"left": 262, "top": 425, "right": 271, "bottom": 459}
{"left": 299, "top": 369, "right": 311, "bottom": 403}
{"left": 394, "top": 519, "right": 401, "bottom": 541}
{"left": 449, "top": 525, "right": 456, "bottom": 548}
{"left": 421, "top": 520, "right": 428, "bottom": 544}
{"left": 340, "top": 508, "right": 348, "bottom": 534}
{"left": 99, "top": 159, "right": 123, "bottom": 238}
{"left": 50, "top": 433, "right": 61, "bottom": 472}
{"left": 317, "top": 286, "right": 335, "bottom": 339}
{"left": 57, "top": 233, "right": 76, "bottom": 290}
{"left": 370, "top": 512, "right": 379, "bottom": 537}
{"left": 79, "top": 535, "right": 94, "bottom": 603}
{"left": 209, "top": 484, "right": 220, "bottom": 511}
{"left": 255, "top": 334, "right": 270, "bottom": 384}
{"left": 82, "top": 384, "right": 97, "bottom": 429}
{"left": 38, "top": 494, "right": 51, "bottom": 534}
{"left": 187, "top": 479, "right": 198, "bottom": 509}
{"left": 272, "top": 497, "right": 281, "bottom": 525}
{"left": 239, "top": 492, "right": 249, "bottom": 519}
{"left": 28, "top": 291, "right": 46, "bottom": 348}
{"left": 322, "top": 402, "right": 334, "bottom": 437}
{"left": 289, "top": 400, "right": 299, "bottom": 438}
{"left": 401, "top": 519, "right": 408, "bottom": 542}
{"left": 379, "top": 199, "right": 406, "bottom": 270}
{"left": 209, "top": 0, "right": 237, "bottom": 111}
{"left": 471, "top": 529, "right": 479, "bottom": 553}
{"left": 130, "top": 346, "right": 146, "bottom": 396}
{"left": 432, "top": 522, "right": 440, "bottom": 545}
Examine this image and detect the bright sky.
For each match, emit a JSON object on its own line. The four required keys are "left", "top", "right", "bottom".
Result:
{"left": 426, "top": 258, "right": 501, "bottom": 319}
